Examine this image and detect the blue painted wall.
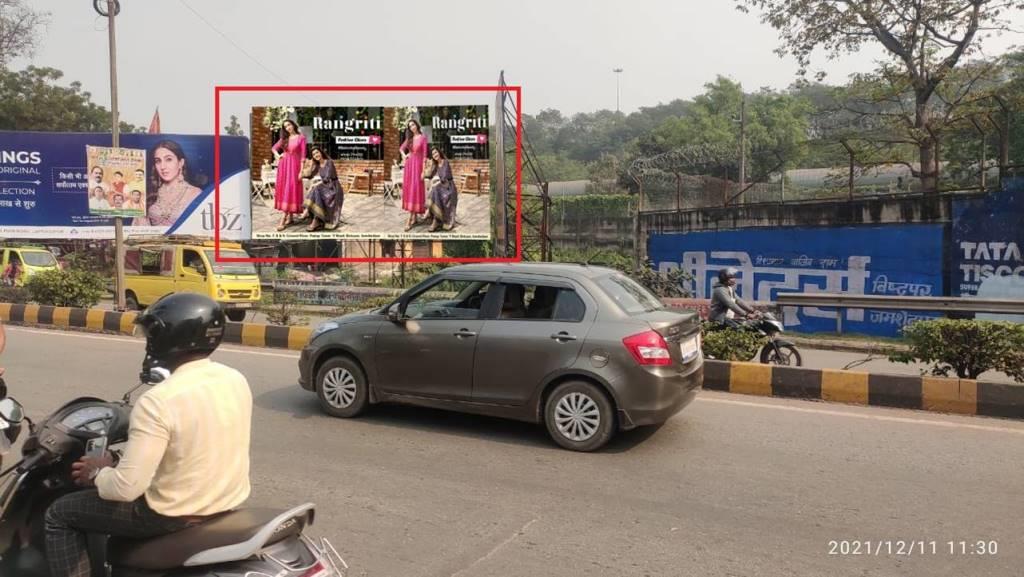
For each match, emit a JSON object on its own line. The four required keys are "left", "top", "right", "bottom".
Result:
{"left": 648, "top": 225, "right": 946, "bottom": 337}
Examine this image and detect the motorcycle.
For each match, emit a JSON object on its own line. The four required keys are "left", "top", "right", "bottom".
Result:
{"left": 0, "top": 370, "right": 348, "bottom": 577}
{"left": 705, "top": 312, "right": 803, "bottom": 366}
{"left": 741, "top": 312, "right": 802, "bottom": 366}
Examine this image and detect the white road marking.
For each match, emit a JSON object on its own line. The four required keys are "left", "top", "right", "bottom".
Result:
{"left": 696, "top": 395, "right": 1024, "bottom": 435}
{"left": 4, "top": 325, "right": 301, "bottom": 359}
{"left": 450, "top": 518, "right": 539, "bottom": 577}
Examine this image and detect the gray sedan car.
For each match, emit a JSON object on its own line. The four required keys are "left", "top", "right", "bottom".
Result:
{"left": 298, "top": 263, "right": 703, "bottom": 451}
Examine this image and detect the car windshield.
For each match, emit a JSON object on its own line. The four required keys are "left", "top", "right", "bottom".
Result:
{"left": 21, "top": 251, "right": 57, "bottom": 267}
{"left": 204, "top": 250, "right": 257, "bottom": 276}
{"left": 596, "top": 273, "right": 663, "bottom": 315}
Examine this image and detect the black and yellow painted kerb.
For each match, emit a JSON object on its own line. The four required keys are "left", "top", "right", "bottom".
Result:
{"left": 2, "top": 301, "right": 1021, "bottom": 419}
{"left": 0, "top": 303, "right": 138, "bottom": 335}
{"left": 0, "top": 303, "right": 312, "bottom": 351}
{"left": 704, "top": 360, "right": 1024, "bottom": 420}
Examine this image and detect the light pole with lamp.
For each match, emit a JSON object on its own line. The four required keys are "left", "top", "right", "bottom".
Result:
{"left": 613, "top": 68, "right": 623, "bottom": 113}
{"left": 93, "top": 0, "right": 127, "bottom": 311}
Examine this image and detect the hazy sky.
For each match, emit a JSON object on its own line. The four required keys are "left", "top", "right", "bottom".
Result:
{"left": 19, "top": 0, "right": 1024, "bottom": 134}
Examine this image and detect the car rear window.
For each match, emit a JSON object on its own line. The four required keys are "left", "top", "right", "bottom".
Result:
{"left": 21, "top": 251, "right": 56, "bottom": 267}
{"left": 595, "top": 273, "right": 663, "bottom": 315}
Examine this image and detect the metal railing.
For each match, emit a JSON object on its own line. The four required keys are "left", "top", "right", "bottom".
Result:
{"left": 774, "top": 293, "right": 1024, "bottom": 334}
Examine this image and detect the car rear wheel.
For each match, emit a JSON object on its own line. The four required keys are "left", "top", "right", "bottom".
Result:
{"left": 225, "top": 309, "right": 247, "bottom": 322}
{"left": 124, "top": 291, "right": 140, "bottom": 311}
{"left": 544, "top": 381, "right": 615, "bottom": 452}
{"left": 316, "top": 356, "right": 369, "bottom": 418}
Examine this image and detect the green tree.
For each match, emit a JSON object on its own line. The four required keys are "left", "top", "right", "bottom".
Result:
{"left": 0, "top": 0, "right": 50, "bottom": 70}
{"left": 737, "top": 0, "right": 1023, "bottom": 192}
{"left": 642, "top": 77, "right": 811, "bottom": 176}
{"left": 224, "top": 114, "right": 245, "bottom": 136}
{"left": 0, "top": 66, "right": 140, "bottom": 132}
{"left": 534, "top": 153, "right": 590, "bottom": 181}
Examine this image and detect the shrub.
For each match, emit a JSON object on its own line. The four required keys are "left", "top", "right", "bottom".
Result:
{"left": 635, "top": 258, "right": 693, "bottom": 298}
{"left": 330, "top": 295, "right": 395, "bottom": 317}
{"left": 889, "top": 319, "right": 1024, "bottom": 381}
{"left": 259, "top": 291, "right": 308, "bottom": 327}
{"left": 24, "top": 269, "right": 106, "bottom": 308}
{"left": 699, "top": 321, "right": 766, "bottom": 361}
{"left": 0, "top": 286, "right": 29, "bottom": 304}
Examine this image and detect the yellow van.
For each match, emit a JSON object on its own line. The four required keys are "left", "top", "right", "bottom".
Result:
{"left": 124, "top": 241, "right": 261, "bottom": 322}
{"left": 1, "top": 247, "right": 60, "bottom": 287}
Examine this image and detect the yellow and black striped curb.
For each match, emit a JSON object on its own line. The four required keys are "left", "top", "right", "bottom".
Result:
{"left": 704, "top": 360, "right": 1024, "bottom": 420}
{"left": 0, "top": 303, "right": 311, "bottom": 351}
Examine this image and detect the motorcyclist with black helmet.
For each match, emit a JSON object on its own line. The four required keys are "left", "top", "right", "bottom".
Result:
{"left": 709, "top": 267, "right": 759, "bottom": 327}
{"left": 44, "top": 293, "right": 253, "bottom": 577}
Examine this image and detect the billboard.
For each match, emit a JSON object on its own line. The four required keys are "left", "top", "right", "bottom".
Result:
{"left": 648, "top": 225, "right": 946, "bottom": 337}
{"left": 250, "top": 105, "right": 492, "bottom": 241}
{"left": 0, "top": 131, "right": 250, "bottom": 239}
{"left": 85, "top": 145, "right": 147, "bottom": 218}
{"left": 951, "top": 182, "right": 1024, "bottom": 322}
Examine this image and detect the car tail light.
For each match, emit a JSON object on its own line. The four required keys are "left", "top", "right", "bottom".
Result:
{"left": 623, "top": 330, "right": 672, "bottom": 366}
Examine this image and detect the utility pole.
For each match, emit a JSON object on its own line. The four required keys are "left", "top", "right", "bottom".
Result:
{"left": 613, "top": 68, "right": 623, "bottom": 113}
{"left": 738, "top": 97, "right": 747, "bottom": 204}
{"left": 96, "top": 0, "right": 126, "bottom": 311}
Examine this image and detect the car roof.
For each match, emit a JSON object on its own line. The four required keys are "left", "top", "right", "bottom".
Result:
{"left": 445, "top": 262, "right": 620, "bottom": 280}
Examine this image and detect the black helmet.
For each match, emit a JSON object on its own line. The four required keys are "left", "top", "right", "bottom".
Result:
{"left": 718, "top": 267, "right": 739, "bottom": 284}
{"left": 134, "top": 293, "right": 226, "bottom": 366}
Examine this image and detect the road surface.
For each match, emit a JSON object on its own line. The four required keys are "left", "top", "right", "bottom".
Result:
{"left": 3, "top": 325, "right": 1021, "bottom": 576}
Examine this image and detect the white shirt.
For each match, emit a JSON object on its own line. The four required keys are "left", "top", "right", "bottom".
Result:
{"left": 95, "top": 359, "right": 253, "bottom": 516}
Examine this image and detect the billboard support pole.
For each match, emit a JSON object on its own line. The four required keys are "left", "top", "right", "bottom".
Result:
{"left": 494, "top": 72, "right": 508, "bottom": 258}
{"left": 104, "top": 0, "right": 127, "bottom": 312}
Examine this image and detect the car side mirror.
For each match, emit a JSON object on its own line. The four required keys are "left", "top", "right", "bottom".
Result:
{"left": 387, "top": 303, "right": 405, "bottom": 323}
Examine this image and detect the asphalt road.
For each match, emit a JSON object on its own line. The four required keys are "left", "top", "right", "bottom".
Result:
{"left": 3, "top": 325, "right": 1022, "bottom": 577}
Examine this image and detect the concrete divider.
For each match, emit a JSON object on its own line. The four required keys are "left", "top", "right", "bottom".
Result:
{"left": 0, "top": 303, "right": 311, "bottom": 351}
{"left": 704, "top": 359, "right": 1024, "bottom": 420}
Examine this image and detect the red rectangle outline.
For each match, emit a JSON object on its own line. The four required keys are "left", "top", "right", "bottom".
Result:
{"left": 213, "top": 85, "right": 522, "bottom": 264}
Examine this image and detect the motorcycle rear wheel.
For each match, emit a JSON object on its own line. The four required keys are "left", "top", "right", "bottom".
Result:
{"left": 760, "top": 343, "right": 802, "bottom": 366}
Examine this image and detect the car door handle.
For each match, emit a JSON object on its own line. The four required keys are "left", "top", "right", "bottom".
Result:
{"left": 550, "top": 332, "right": 578, "bottom": 342}
{"left": 453, "top": 329, "right": 477, "bottom": 338}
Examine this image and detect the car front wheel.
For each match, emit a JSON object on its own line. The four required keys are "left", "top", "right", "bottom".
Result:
{"left": 544, "top": 381, "right": 615, "bottom": 452}
{"left": 316, "top": 356, "right": 369, "bottom": 418}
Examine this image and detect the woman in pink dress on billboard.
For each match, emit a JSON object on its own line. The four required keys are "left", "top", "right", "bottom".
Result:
{"left": 272, "top": 119, "right": 306, "bottom": 231}
{"left": 399, "top": 119, "right": 428, "bottom": 231}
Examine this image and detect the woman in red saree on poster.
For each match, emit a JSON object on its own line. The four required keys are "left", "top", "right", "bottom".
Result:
{"left": 272, "top": 119, "right": 306, "bottom": 231}
{"left": 399, "top": 119, "right": 428, "bottom": 231}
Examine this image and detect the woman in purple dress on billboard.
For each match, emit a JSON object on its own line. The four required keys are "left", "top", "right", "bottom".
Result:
{"left": 271, "top": 119, "right": 306, "bottom": 231}
{"left": 425, "top": 147, "right": 458, "bottom": 232}
{"left": 303, "top": 146, "right": 343, "bottom": 231}
{"left": 399, "top": 119, "right": 428, "bottom": 231}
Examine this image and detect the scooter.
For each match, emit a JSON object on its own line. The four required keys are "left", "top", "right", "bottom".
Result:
{"left": 0, "top": 370, "right": 348, "bottom": 577}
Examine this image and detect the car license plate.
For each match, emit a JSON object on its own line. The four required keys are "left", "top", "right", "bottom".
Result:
{"left": 229, "top": 302, "right": 253, "bottom": 309}
{"left": 680, "top": 337, "right": 698, "bottom": 360}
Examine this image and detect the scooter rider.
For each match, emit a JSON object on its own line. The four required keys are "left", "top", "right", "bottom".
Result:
{"left": 44, "top": 293, "right": 253, "bottom": 577}
{"left": 709, "top": 267, "right": 759, "bottom": 327}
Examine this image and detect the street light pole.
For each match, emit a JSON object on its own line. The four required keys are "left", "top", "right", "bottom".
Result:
{"left": 613, "top": 68, "right": 623, "bottom": 113}
{"left": 97, "top": 0, "right": 126, "bottom": 311}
